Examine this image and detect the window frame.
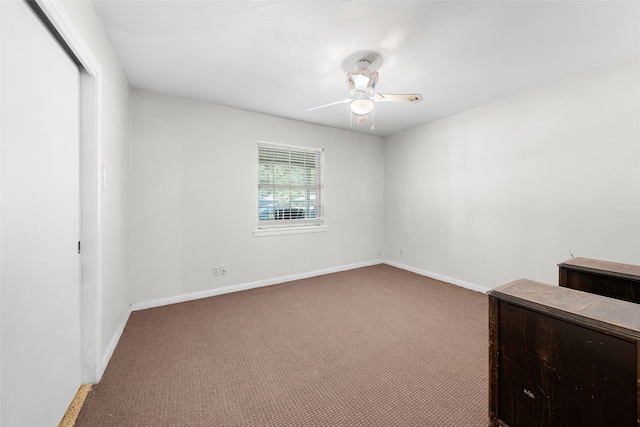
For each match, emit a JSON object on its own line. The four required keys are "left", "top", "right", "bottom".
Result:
{"left": 254, "top": 141, "right": 327, "bottom": 237}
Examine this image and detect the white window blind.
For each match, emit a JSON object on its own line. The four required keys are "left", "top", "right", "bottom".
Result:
{"left": 258, "top": 142, "right": 323, "bottom": 228}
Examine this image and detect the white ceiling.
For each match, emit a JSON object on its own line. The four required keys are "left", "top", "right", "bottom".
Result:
{"left": 92, "top": 1, "right": 640, "bottom": 137}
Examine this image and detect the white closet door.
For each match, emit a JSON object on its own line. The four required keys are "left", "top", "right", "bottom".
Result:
{"left": 1, "top": 1, "right": 81, "bottom": 426}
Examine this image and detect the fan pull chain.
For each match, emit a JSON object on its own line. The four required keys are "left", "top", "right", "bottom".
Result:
{"left": 371, "top": 108, "right": 375, "bottom": 130}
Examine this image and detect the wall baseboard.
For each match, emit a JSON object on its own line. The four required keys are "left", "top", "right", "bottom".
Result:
{"left": 383, "top": 260, "right": 491, "bottom": 294}
{"left": 130, "top": 259, "right": 383, "bottom": 312}
{"left": 99, "top": 305, "right": 132, "bottom": 380}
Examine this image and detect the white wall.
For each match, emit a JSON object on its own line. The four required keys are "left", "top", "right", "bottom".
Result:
{"left": 1, "top": 1, "right": 82, "bottom": 424}
{"left": 384, "top": 57, "right": 640, "bottom": 291}
{"left": 59, "top": 0, "right": 131, "bottom": 373}
{"left": 130, "top": 89, "right": 384, "bottom": 304}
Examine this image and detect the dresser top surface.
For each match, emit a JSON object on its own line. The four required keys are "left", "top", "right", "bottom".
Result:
{"left": 558, "top": 257, "right": 640, "bottom": 280}
{"left": 490, "top": 279, "right": 640, "bottom": 336}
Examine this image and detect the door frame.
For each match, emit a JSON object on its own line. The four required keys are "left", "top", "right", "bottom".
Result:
{"left": 35, "top": 0, "right": 103, "bottom": 383}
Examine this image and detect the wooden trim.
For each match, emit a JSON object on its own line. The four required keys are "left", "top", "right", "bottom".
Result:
{"left": 637, "top": 341, "right": 640, "bottom": 426}
{"left": 488, "top": 279, "right": 640, "bottom": 341}
{"left": 558, "top": 257, "right": 640, "bottom": 282}
{"left": 558, "top": 265, "right": 568, "bottom": 287}
{"left": 57, "top": 384, "right": 91, "bottom": 427}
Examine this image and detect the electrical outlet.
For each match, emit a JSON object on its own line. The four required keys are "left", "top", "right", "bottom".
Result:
{"left": 220, "top": 266, "right": 227, "bottom": 276}
{"left": 213, "top": 267, "right": 220, "bottom": 276}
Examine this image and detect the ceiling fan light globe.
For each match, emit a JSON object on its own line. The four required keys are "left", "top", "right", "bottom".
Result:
{"left": 351, "top": 73, "right": 370, "bottom": 89}
{"left": 351, "top": 99, "right": 373, "bottom": 115}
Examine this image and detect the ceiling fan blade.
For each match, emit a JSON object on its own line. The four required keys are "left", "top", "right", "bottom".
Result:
{"left": 306, "top": 98, "right": 353, "bottom": 111}
{"left": 373, "top": 93, "right": 423, "bottom": 104}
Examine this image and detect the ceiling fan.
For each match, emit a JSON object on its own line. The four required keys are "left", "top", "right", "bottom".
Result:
{"left": 307, "top": 52, "right": 423, "bottom": 128}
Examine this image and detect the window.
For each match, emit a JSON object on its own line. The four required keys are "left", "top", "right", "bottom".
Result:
{"left": 257, "top": 141, "right": 323, "bottom": 229}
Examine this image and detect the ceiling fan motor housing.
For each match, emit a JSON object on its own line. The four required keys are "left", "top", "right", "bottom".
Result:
{"left": 347, "top": 62, "right": 379, "bottom": 97}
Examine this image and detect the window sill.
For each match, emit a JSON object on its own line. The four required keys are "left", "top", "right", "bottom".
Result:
{"left": 253, "top": 225, "right": 328, "bottom": 238}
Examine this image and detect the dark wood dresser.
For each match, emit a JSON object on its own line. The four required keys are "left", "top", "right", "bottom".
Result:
{"left": 558, "top": 257, "right": 640, "bottom": 304}
{"left": 489, "top": 279, "right": 640, "bottom": 427}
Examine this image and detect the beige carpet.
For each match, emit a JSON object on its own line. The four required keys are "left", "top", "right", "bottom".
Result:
{"left": 75, "top": 265, "right": 488, "bottom": 426}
